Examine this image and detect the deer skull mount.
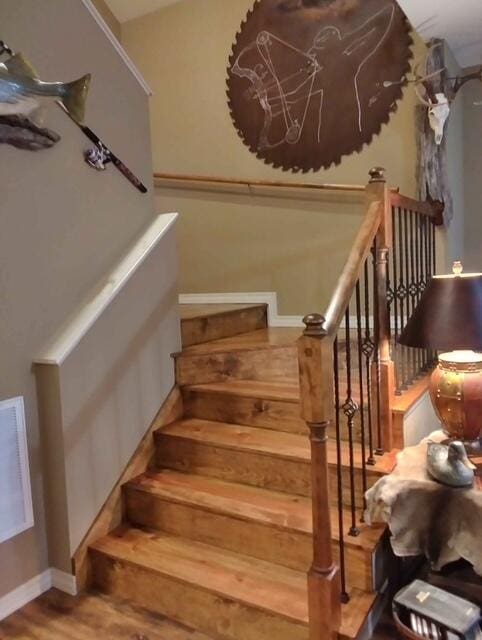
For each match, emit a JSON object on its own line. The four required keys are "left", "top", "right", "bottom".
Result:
{"left": 412, "top": 42, "right": 482, "bottom": 144}
{"left": 428, "top": 93, "right": 450, "bottom": 145}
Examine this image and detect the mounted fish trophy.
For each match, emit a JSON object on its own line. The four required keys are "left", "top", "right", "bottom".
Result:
{"left": 0, "top": 39, "right": 90, "bottom": 151}
{"left": 226, "top": 0, "right": 413, "bottom": 172}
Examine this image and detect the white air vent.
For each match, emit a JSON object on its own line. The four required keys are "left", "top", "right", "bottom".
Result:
{"left": 0, "top": 397, "right": 34, "bottom": 543}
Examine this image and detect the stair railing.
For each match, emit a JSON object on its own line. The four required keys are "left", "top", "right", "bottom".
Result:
{"left": 297, "top": 167, "right": 442, "bottom": 639}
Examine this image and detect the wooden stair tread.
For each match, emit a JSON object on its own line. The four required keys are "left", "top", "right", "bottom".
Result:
{"left": 126, "top": 469, "right": 385, "bottom": 551}
{"left": 185, "top": 378, "right": 363, "bottom": 404}
{"left": 178, "top": 328, "right": 301, "bottom": 356}
{"left": 91, "top": 526, "right": 308, "bottom": 624}
{"left": 156, "top": 419, "right": 396, "bottom": 473}
{"left": 179, "top": 303, "right": 266, "bottom": 321}
{"left": 186, "top": 379, "right": 301, "bottom": 402}
{"left": 339, "top": 589, "right": 378, "bottom": 640}
{"left": 91, "top": 526, "right": 376, "bottom": 640}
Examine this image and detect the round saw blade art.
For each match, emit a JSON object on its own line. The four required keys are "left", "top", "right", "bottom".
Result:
{"left": 227, "top": 0, "right": 413, "bottom": 172}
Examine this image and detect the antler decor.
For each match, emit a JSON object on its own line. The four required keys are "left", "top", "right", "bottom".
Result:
{"left": 412, "top": 43, "right": 482, "bottom": 144}
{"left": 414, "top": 39, "right": 453, "bottom": 225}
{"left": 385, "top": 40, "right": 482, "bottom": 145}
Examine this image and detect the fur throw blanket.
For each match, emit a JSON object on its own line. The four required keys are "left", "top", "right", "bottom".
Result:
{"left": 365, "top": 431, "right": 482, "bottom": 575}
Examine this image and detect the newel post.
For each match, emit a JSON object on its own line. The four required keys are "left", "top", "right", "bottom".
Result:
{"left": 367, "top": 167, "right": 395, "bottom": 453}
{"left": 298, "top": 314, "right": 341, "bottom": 640}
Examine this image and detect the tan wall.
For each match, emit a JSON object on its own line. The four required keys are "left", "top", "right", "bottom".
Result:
{"left": 122, "top": 0, "right": 426, "bottom": 314}
{"left": 159, "top": 186, "right": 365, "bottom": 315}
{"left": 0, "top": 0, "right": 154, "bottom": 597}
{"left": 442, "top": 46, "right": 465, "bottom": 269}
{"left": 463, "top": 69, "right": 482, "bottom": 272}
{"left": 36, "top": 220, "right": 180, "bottom": 570}
{"left": 92, "top": 0, "right": 122, "bottom": 40}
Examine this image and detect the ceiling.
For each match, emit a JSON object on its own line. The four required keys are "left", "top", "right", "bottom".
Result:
{"left": 106, "top": 0, "right": 482, "bottom": 68}
{"left": 105, "top": 0, "right": 179, "bottom": 23}
{"left": 398, "top": 0, "right": 482, "bottom": 68}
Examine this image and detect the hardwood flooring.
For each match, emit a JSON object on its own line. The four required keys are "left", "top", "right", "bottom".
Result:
{"left": 0, "top": 589, "right": 399, "bottom": 639}
{"left": 0, "top": 589, "right": 213, "bottom": 640}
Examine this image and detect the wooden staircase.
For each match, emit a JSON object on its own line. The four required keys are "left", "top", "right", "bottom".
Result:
{"left": 88, "top": 303, "right": 396, "bottom": 640}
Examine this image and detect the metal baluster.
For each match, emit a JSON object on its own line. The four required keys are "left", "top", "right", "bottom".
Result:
{"left": 398, "top": 208, "right": 407, "bottom": 392}
{"left": 344, "top": 309, "right": 360, "bottom": 536}
{"left": 363, "top": 260, "right": 376, "bottom": 466}
{"left": 333, "top": 338, "right": 349, "bottom": 603}
{"left": 412, "top": 211, "right": 422, "bottom": 378}
{"left": 355, "top": 281, "right": 368, "bottom": 521}
{"left": 392, "top": 207, "right": 401, "bottom": 394}
{"left": 424, "top": 217, "right": 432, "bottom": 366}
{"left": 403, "top": 208, "right": 411, "bottom": 389}
{"left": 418, "top": 215, "right": 427, "bottom": 371}
{"left": 372, "top": 238, "right": 383, "bottom": 455}
{"left": 409, "top": 210, "right": 417, "bottom": 383}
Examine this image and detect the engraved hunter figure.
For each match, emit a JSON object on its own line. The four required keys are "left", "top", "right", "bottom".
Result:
{"left": 231, "top": 3, "right": 395, "bottom": 150}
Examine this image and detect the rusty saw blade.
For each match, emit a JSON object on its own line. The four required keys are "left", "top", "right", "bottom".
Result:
{"left": 227, "top": 0, "right": 413, "bottom": 172}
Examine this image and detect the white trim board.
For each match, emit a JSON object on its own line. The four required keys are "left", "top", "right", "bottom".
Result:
{"left": 35, "top": 213, "right": 178, "bottom": 366}
{"left": 179, "top": 293, "right": 405, "bottom": 330}
{"left": 0, "top": 569, "right": 77, "bottom": 622}
{"left": 81, "top": 0, "right": 153, "bottom": 96}
{"left": 178, "top": 292, "right": 304, "bottom": 328}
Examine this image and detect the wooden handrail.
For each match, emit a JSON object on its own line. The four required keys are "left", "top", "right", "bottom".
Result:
{"left": 154, "top": 171, "right": 366, "bottom": 194}
{"left": 324, "top": 201, "right": 383, "bottom": 335}
{"left": 390, "top": 192, "right": 443, "bottom": 223}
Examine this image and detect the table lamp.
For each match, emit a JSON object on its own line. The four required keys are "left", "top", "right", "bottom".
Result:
{"left": 399, "top": 262, "right": 482, "bottom": 449}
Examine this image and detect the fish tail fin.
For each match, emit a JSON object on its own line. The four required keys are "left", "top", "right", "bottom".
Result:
{"left": 60, "top": 73, "right": 91, "bottom": 123}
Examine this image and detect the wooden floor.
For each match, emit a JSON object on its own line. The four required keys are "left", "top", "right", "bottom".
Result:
{"left": 0, "top": 589, "right": 399, "bottom": 639}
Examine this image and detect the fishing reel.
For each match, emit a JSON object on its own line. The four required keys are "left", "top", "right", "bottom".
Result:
{"left": 84, "top": 144, "right": 112, "bottom": 171}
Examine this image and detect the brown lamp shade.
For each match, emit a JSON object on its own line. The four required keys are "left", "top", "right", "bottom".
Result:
{"left": 399, "top": 274, "right": 482, "bottom": 351}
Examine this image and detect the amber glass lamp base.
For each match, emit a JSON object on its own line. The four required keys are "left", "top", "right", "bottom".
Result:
{"left": 429, "top": 351, "right": 482, "bottom": 445}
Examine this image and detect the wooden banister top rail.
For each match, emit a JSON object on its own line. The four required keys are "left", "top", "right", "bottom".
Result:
{"left": 323, "top": 201, "right": 383, "bottom": 335}
{"left": 390, "top": 192, "right": 444, "bottom": 223}
{"left": 154, "top": 172, "right": 366, "bottom": 194}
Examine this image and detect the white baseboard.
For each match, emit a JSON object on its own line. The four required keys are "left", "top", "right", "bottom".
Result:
{"left": 50, "top": 568, "right": 78, "bottom": 596}
{"left": 179, "top": 292, "right": 304, "bottom": 327}
{"left": 0, "top": 568, "right": 77, "bottom": 621}
{"left": 179, "top": 292, "right": 403, "bottom": 332}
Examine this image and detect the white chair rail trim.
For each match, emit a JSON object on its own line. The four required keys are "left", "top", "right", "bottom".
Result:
{"left": 35, "top": 212, "right": 178, "bottom": 366}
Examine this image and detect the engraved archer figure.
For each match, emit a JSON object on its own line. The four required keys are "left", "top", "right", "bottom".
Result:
{"left": 231, "top": 4, "right": 395, "bottom": 150}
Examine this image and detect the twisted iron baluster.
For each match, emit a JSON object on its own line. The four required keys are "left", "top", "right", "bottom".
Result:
{"left": 363, "top": 260, "right": 376, "bottom": 466}
{"left": 333, "top": 338, "right": 349, "bottom": 603}
{"left": 343, "top": 309, "right": 360, "bottom": 537}
{"left": 355, "top": 281, "right": 368, "bottom": 521}
{"left": 372, "top": 238, "right": 383, "bottom": 456}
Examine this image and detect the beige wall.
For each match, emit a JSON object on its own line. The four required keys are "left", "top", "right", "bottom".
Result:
{"left": 92, "top": 0, "right": 122, "bottom": 40}
{"left": 123, "top": 0, "right": 424, "bottom": 193}
{"left": 122, "top": 0, "right": 427, "bottom": 314}
{"left": 442, "top": 46, "right": 465, "bottom": 269}
{"left": 463, "top": 69, "right": 482, "bottom": 272}
{"left": 0, "top": 0, "right": 155, "bottom": 597}
{"left": 36, "top": 219, "right": 180, "bottom": 571}
{"left": 159, "top": 186, "right": 365, "bottom": 315}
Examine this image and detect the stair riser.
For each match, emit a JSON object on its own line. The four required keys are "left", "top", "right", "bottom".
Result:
{"left": 155, "top": 435, "right": 381, "bottom": 506}
{"left": 91, "top": 550, "right": 308, "bottom": 640}
{"left": 184, "top": 388, "right": 370, "bottom": 441}
{"left": 181, "top": 306, "right": 268, "bottom": 348}
{"left": 183, "top": 388, "right": 307, "bottom": 435}
{"left": 124, "top": 487, "right": 376, "bottom": 592}
{"left": 175, "top": 346, "right": 298, "bottom": 386}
